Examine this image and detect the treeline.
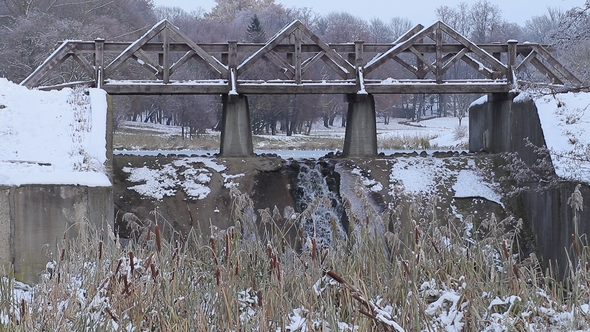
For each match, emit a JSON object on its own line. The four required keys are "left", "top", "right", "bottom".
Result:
{"left": 0, "top": 0, "right": 588, "bottom": 136}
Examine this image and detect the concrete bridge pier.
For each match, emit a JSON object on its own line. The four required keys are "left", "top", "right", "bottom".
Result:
{"left": 343, "top": 94, "right": 378, "bottom": 157}
{"left": 469, "top": 93, "right": 518, "bottom": 153}
{"left": 220, "top": 94, "right": 253, "bottom": 157}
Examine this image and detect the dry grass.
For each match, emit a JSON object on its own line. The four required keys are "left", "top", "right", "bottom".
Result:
{"left": 1, "top": 188, "right": 587, "bottom": 331}
{"left": 114, "top": 125, "right": 443, "bottom": 152}
{"left": 114, "top": 131, "right": 221, "bottom": 151}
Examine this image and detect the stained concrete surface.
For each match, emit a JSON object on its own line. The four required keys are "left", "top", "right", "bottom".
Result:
{"left": 0, "top": 185, "right": 113, "bottom": 284}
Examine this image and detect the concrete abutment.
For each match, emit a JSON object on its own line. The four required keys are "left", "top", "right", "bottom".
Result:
{"left": 469, "top": 93, "right": 590, "bottom": 279}
{"left": 0, "top": 185, "right": 113, "bottom": 284}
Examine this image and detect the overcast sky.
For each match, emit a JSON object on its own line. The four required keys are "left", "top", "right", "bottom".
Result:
{"left": 152, "top": 0, "right": 584, "bottom": 25}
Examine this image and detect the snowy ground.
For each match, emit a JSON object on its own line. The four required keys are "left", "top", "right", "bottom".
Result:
{"left": 0, "top": 79, "right": 110, "bottom": 186}
{"left": 524, "top": 91, "right": 590, "bottom": 183}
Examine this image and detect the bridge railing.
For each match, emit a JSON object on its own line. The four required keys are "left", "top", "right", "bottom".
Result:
{"left": 21, "top": 19, "right": 582, "bottom": 95}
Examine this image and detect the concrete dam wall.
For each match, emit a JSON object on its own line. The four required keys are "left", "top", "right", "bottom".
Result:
{"left": 0, "top": 185, "right": 113, "bottom": 284}
{"left": 470, "top": 94, "right": 590, "bottom": 277}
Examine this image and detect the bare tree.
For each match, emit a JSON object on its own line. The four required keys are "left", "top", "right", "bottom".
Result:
{"left": 388, "top": 17, "right": 413, "bottom": 40}
{"left": 369, "top": 18, "right": 393, "bottom": 43}
{"left": 523, "top": 7, "right": 564, "bottom": 43}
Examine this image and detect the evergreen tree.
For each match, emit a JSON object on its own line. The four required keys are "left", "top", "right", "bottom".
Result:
{"left": 246, "top": 14, "right": 265, "bottom": 43}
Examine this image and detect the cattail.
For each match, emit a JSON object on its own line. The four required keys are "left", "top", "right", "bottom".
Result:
{"left": 122, "top": 275, "right": 130, "bottom": 295}
{"left": 210, "top": 235, "right": 216, "bottom": 252}
{"left": 105, "top": 307, "right": 119, "bottom": 322}
{"left": 502, "top": 240, "right": 510, "bottom": 260}
{"left": 235, "top": 257, "right": 239, "bottom": 276}
{"left": 257, "top": 290, "right": 263, "bottom": 307}
{"left": 572, "top": 234, "right": 581, "bottom": 259}
{"left": 129, "top": 251, "right": 135, "bottom": 276}
{"left": 146, "top": 226, "right": 151, "bottom": 241}
{"left": 512, "top": 263, "right": 520, "bottom": 279}
{"left": 20, "top": 299, "right": 26, "bottom": 321}
{"left": 57, "top": 272, "right": 60, "bottom": 284}
{"left": 359, "top": 309, "right": 375, "bottom": 319}
{"left": 352, "top": 293, "right": 369, "bottom": 307}
{"left": 216, "top": 267, "right": 221, "bottom": 286}
{"left": 60, "top": 248, "right": 66, "bottom": 261}
{"left": 401, "top": 260, "right": 411, "bottom": 276}
{"left": 98, "top": 241, "right": 103, "bottom": 260}
{"left": 430, "top": 239, "right": 440, "bottom": 254}
{"left": 115, "top": 259, "right": 123, "bottom": 275}
{"left": 154, "top": 225, "right": 162, "bottom": 253}
{"left": 325, "top": 270, "right": 345, "bottom": 284}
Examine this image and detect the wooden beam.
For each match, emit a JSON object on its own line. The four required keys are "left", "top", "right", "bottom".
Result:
{"left": 435, "top": 28, "right": 443, "bottom": 83}
{"left": 408, "top": 46, "right": 435, "bottom": 75}
{"left": 71, "top": 50, "right": 95, "bottom": 78}
{"left": 440, "top": 48, "right": 468, "bottom": 75}
{"left": 21, "top": 41, "right": 75, "bottom": 88}
{"left": 533, "top": 45, "right": 583, "bottom": 85}
{"left": 263, "top": 51, "right": 295, "bottom": 79}
{"left": 162, "top": 27, "right": 170, "bottom": 83}
{"left": 515, "top": 50, "right": 537, "bottom": 74}
{"left": 460, "top": 54, "right": 494, "bottom": 78}
{"left": 105, "top": 20, "right": 166, "bottom": 76}
{"left": 301, "top": 51, "right": 325, "bottom": 76}
{"left": 364, "top": 23, "right": 437, "bottom": 75}
{"left": 169, "top": 50, "right": 195, "bottom": 76}
{"left": 437, "top": 21, "right": 507, "bottom": 73}
{"left": 529, "top": 57, "right": 564, "bottom": 85}
{"left": 164, "top": 21, "right": 228, "bottom": 78}
{"left": 294, "top": 28, "right": 302, "bottom": 84}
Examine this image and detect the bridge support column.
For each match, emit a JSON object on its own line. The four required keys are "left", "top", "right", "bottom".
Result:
{"left": 220, "top": 94, "right": 253, "bottom": 157}
{"left": 469, "top": 92, "right": 516, "bottom": 153}
{"left": 343, "top": 94, "right": 377, "bottom": 157}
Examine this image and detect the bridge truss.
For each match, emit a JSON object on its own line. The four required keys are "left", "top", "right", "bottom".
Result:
{"left": 21, "top": 19, "right": 582, "bottom": 95}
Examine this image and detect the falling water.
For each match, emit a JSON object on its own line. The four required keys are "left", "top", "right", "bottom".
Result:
{"left": 289, "top": 160, "right": 348, "bottom": 248}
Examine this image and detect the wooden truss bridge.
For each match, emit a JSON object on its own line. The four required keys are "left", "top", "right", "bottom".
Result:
{"left": 21, "top": 19, "right": 583, "bottom": 157}
{"left": 22, "top": 19, "right": 581, "bottom": 94}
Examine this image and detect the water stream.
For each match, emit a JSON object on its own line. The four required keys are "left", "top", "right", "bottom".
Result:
{"left": 289, "top": 160, "right": 348, "bottom": 248}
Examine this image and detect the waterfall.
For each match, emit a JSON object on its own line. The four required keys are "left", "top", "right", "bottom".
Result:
{"left": 290, "top": 161, "right": 348, "bottom": 248}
